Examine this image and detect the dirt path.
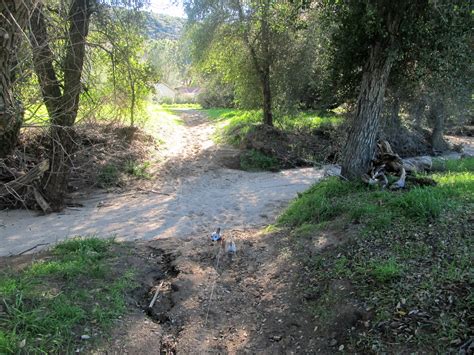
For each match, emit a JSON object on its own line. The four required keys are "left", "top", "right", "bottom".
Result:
{"left": 97, "top": 228, "right": 338, "bottom": 354}
{"left": 0, "top": 110, "right": 327, "bottom": 256}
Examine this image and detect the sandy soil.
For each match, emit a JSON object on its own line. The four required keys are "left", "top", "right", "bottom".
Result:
{"left": 0, "top": 110, "right": 328, "bottom": 256}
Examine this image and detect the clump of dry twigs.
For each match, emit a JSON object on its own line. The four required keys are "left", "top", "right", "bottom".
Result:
{"left": 0, "top": 121, "right": 159, "bottom": 210}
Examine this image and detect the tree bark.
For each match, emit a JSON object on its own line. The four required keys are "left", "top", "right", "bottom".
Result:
{"left": 260, "top": 0, "right": 273, "bottom": 126}
{"left": 236, "top": 0, "right": 274, "bottom": 127}
{"left": 30, "top": 0, "right": 91, "bottom": 210}
{"left": 262, "top": 65, "right": 273, "bottom": 126}
{"left": 429, "top": 99, "right": 448, "bottom": 152}
{"left": 341, "top": 42, "right": 396, "bottom": 179}
{"left": 0, "top": 0, "right": 29, "bottom": 158}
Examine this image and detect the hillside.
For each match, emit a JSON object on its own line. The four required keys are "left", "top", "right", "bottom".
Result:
{"left": 145, "top": 12, "right": 185, "bottom": 40}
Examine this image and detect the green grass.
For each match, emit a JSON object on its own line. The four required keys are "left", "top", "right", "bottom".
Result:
{"left": 432, "top": 156, "right": 474, "bottom": 172}
{"left": 240, "top": 149, "right": 280, "bottom": 171}
{"left": 201, "top": 108, "right": 342, "bottom": 146}
{"left": 279, "top": 158, "right": 474, "bottom": 231}
{"left": 282, "top": 158, "right": 474, "bottom": 353}
{"left": 98, "top": 163, "right": 120, "bottom": 188}
{"left": 124, "top": 160, "right": 152, "bottom": 179}
{"left": 147, "top": 103, "right": 184, "bottom": 127}
{"left": 160, "top": 103, "right": 201, "bottom": 110}
{"left": 0, "top": 238, "right": 135, "bottom": 354}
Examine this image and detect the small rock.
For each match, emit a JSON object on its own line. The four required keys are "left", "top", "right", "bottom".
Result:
{"left": 338, "top": 345, "right": 345, "bottom": 351}
{"left": 330, "top": 339, "right": 338, "bottom": 347}
{"left": 80, "top": 335, "right": 91, "bottom": 340}
{"left": 271, "top": 335, "right": 282, "bottom": 342}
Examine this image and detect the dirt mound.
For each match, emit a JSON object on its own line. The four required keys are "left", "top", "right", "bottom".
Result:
{"left": 380, "top": 125, "right": 432, "bottom": 157}
{"left": 240, "top": 124, "right": 341, "bottom": 168}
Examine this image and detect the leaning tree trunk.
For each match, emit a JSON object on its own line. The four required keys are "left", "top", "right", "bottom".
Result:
{"left": 341, "top": 43, "right": 396, "bottom": 179}
{"left": 0, "top": 1, "right": 29, "bottom": 158}
{"left": 30, "top": 0, "right": 91, "bottom": 210}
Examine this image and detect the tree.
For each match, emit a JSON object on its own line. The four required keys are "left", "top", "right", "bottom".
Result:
{"left": 29, "top": 0, "right": 146, "bottom": 209}
{"left": 318, "top": 0, "right": 471, "bottom": 178}
{"left": 0, "top": 0, "right": 31, "bottom": 158}
{"left": 93, "top": 7, "right": 159, "bottom": 126}
{"left": 29, "top": 0, "right": 92, "bottom": 209}
{"left": 186, "top": 0, "right": 306, "bottom": 126}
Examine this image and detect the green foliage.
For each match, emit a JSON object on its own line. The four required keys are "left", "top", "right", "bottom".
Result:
{"left": 368, "top": 259, "right": 403, "bottom": 283}
{"left": 0, "top": 238, "right": 134, "bottom": 354}
{"left": 432, "top": 157, "right": 474, "bottom": 173}
{"left": 125, "top": 160, "right": 151, "bottom": 179}
{"left": 240, "top": 150, "right": 280, "bottom": 171}
{"left": 203, "top": 108, "right": 341, "bottom": 146}
{"left": 143, "top": 12, "right": 185, "bottom": 40}
{"left": 279, "top": 158, "right": 474, "bottom": 231}
{"left": 290, "top": 159, "right": 473, "bottom": 352}
{"left": 83, "top": 8, "right": 160, "bottom": 126}
{"left": 148, "top": 38, "right": 191, "bottom": 89}
{"left": 98, "top": 164, "right": 120, "bottom": 188}
{"left": 186, "top": 1, "right": 308, "bottom": 117}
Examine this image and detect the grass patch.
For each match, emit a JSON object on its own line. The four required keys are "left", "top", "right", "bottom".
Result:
{"left": 432, "top": 157, "right": 474, "bottom": 172}
{"left": 98, "top": 159, "right": 153, "bottom": 188}
{"left": 0, "top": 238, "right": 135, "bottom": 354}
{"left": 240, "top": 149, "right": 280, "bottom": 171}
{"left": 283, "top": 158, "right": 474, "bottom": 353}
{"left": 279, "top": 158, "right": 474, "bottom": 231}
{"left": 98, "top": 163, "right": 120, "bottom": 188}
{"left": 160, "top": 103, "right": 201, "bottom": 110}
{"left": 124, "top": 160, "right": 152, "bottom": 179}
{"left": 201, "top": 108, "right": 341, "bottom": 146}
{"left": 147, "top": 103, "right": 184, "bottom": 129}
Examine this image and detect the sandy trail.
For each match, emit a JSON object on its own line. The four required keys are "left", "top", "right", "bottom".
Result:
{"left": 0, "top": 110, "right": 326, "bottom": 256}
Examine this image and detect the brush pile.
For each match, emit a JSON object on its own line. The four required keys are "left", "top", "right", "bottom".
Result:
{"left": 0, "top": 122, "right": 159, "bottom": 211}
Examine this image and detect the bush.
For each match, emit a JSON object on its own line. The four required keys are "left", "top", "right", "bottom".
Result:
{"left": 197, "top": 80, "right": 235, "bottom": 109}
{"left": 98, "top": 164, "right": 120, "bottom": 188}
{"left": 240, "top": 149, "right": 280, "bottom": 171}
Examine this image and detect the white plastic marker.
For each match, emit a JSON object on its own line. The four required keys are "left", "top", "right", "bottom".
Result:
{"left": 211, "top": 227, "right": 221, "bottom": 241}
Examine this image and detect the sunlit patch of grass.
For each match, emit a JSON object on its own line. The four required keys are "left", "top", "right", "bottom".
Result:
{"left": 0, "top": 237, "right": 135, "bottom": 354}
{"left": 160, "top": 103, "right": 201, "bottom": 110}
{"left": 124, "top": 160, "right": 152, "bottom": 179}
{"left": 148, "top": 103, "right": 184, "bottom": 125}
{"left": 279, "top": 158, "right": 474, "bottom": 230}
{"left": 201, "top": 108, "right": 342, "bottom": 146}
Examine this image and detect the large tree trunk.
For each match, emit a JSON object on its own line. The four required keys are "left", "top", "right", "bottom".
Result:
{"left": 30, "top": 0, "right": 91, "bottom": 210}
{"left": 341, "top": 43, "right": 395, "bottom": 179}
{"left": 429, "top": 99, "right": 448, "bottom": 152}
{"left": 0, "top": 1, "right": 29, "bottom": 158}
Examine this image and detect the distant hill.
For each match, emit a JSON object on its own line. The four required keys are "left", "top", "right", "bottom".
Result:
{"left": 144, "top": 12, "right": 186, "bottom": 40}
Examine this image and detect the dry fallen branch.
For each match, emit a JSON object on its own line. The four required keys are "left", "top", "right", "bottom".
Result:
{"left": 148, "top": 281, "right": 165, "bottom": 309}
{"left": 0, "top": 160, "right": 49, "bottom": 198}
{"left": 363, "top": 141, "right": 436, "bottom": 189}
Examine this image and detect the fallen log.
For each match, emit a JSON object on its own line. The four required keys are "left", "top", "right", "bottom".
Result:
{"left": 402, "top": 156, "right": 432, "bottom": 173}
{"left": 364, "top": 141, "right": 435, "bottom": 189}
{"left": 0, "top": 160, "right": 49, "bottom": 199}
